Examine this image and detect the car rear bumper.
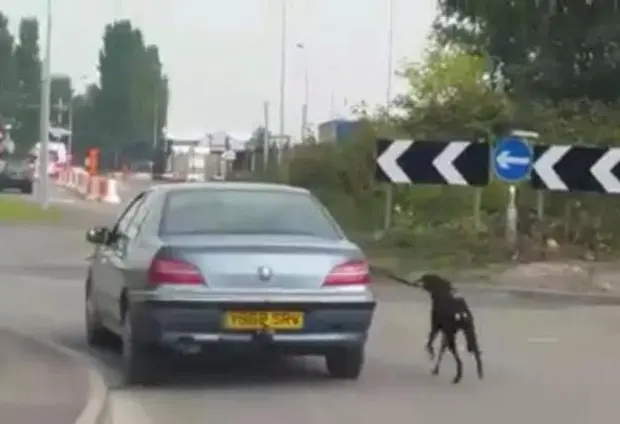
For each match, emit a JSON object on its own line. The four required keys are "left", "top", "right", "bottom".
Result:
{"left": 129, "top": 299, "right": 376, "bottom": 355}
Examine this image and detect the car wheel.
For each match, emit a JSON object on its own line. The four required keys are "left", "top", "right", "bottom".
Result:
{"left": 21, "top": 184, "right": 33, "bottom": 194}
{"left": 121, "top": 309, "right": 156, "bottom": 386}
{"left": 325, "top": 346, "right": 365, "bottom": 380}
{"left": 85, "top": 289, "right": 116, "bottom": 348}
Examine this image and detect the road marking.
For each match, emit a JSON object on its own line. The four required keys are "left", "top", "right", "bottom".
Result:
{"left": 108, "top": 392, "right": 153, "bottom": 424}
{"left": 0, "top": 331, "right": 109, "bottom": 424}
{"left": 527, "top": 337, "right": 559, "bottom": 344}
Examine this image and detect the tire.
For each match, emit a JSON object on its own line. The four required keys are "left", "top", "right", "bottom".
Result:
{"left": 325, "top": 346, "right": 365, "bottom": 380}
{"left": 85, "top": 288, "right": 116, "bottom": 348}
{"left": 121, "top": 309, "right": 157, "bottom": 386}
{"left": 21, "top": 183, "right": 33, "bottom": 194}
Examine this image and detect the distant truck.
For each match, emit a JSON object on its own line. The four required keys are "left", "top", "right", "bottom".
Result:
{"left": 0, "top": 124, "right": 15, "bottom": 157}
{"left": 30, "top": 140, "right": 68, "bottom": 177}
{"left": 317, "top": 119, "right": 363, "bottom": 144}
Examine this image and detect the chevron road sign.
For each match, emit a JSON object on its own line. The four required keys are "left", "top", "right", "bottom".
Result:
{"left": 531, "top": 145, "right": 620, "bottom": 194}
{"left": 375, "top": 139, "right": 490, "bottom": 186}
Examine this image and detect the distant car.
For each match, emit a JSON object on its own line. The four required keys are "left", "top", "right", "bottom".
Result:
{"left": 0, "top": 159, "right": 34, "bottom": 194}
{"left": 84, "top": 182, "right": 376, "bottom": 385}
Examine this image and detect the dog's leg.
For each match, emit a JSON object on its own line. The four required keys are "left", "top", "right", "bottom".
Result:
{"left": 464, "top": 323, "right": 484, "bottom": 379}
{"left": 426, "top": 309, "right": 440, "bottom": 360}
{"left": 431, "top": 334, "right": 447, "bottom": 376}
{"left": 473, "top": 351, "right": 484, "bottom": 380}
{"left": 446, "top": 335, "right": 463, "bottom": 384}
{"left": 426, "top": 326, "right": 439, "bottom": 360}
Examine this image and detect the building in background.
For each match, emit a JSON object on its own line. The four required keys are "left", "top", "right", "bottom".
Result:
{"left": 154, "top": 130, "right": 252, "bottom": 181}
{"left": 317, "top": 119, "right": 362, "bottom": 144}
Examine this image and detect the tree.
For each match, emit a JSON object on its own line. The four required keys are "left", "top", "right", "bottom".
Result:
{"left": 434, "top": 1, "right": 620, "bottom": 103}
{"left": 130, "top": 44, "right": 168, "bottom": 143}
{"left": 13, "top": 17, "right": 41, "bottom": 145}
{"left": 396, "top": 43, "right": 509, "bottom": 138}
{"left": 95, "top": 20, "right": 140, "bottom": 144}
{"left": 71, "top": 84, "right": 99, "bottom": 156}
{"left": 94, "top": 19, "right": 168, "bottom": 155}
{"left": 248, "top": 126, "right": 270, "bottom": 151}
{"left": 0, "top": 12, "right": 16, "bottom": 122}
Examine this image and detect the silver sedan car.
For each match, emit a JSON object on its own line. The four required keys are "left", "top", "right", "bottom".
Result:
{"left": 85, "top": 182, "right": 376, "bottom": 385}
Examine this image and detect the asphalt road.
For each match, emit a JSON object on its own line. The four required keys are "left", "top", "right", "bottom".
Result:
{"left": 0, "top": 328, "right": 89, "bottom": 424}
{"left": 4, "top": 181, "right": 620, "bottom": 424}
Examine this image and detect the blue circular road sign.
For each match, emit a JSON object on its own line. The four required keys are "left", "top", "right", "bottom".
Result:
{"left": 492, "top": 137, "right": 533, "bottom": 183}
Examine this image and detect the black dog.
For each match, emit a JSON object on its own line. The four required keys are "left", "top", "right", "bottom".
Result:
{"left": 412, "top": 273, "right": 484, "bottom": 384}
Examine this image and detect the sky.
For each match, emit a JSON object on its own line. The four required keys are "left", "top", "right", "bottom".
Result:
{"left": 2, "top": 0, "right": 437, "bottom": 138}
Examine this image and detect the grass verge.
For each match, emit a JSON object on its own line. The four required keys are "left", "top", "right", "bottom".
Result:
{"left": 351, "top": 230, "right": 514, "bottom": 284}
{"left": 0, "top": 196, "right": 62, "bottom": 224}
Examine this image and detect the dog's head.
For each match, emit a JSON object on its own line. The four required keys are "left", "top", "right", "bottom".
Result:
{"left": 414, "top": 273, "right": 454, "bottom": 296}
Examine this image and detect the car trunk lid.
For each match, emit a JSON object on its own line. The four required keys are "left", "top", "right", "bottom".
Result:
{"left": 161, "top": 234, "right": 360, "bottom": 290}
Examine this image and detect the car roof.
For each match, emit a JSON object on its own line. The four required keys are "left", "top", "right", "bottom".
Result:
{"left": 149, "top": 181, "right": 310, "bottom": 196}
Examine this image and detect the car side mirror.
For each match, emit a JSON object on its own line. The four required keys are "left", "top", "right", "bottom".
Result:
{"left": 86, "top": 226, "right": 109, "bottom": 244}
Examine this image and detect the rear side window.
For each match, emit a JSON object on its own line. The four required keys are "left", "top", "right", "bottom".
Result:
{"left": 160, "top": 189, "right": 342, "bottom": 239}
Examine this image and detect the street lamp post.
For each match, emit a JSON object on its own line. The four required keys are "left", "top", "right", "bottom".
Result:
{"left": 296, "top": 43, "right": 309, "bottom": 142}
{"left": 67, "top": 100, "right": 73, "bottom": 161}
{"left": 382, "top": 0, "right": 395, "bottom": 231}
{"left": 278, "top": 0, "right": 287, "bottom": 161}
{"left": 152, "top": 101, "right": 158, "bottom": 148}
{"left": 37, "top": 0, "right": 52, "bottom": 207}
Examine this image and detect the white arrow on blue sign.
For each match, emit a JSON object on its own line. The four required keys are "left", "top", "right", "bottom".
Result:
{"left": 492, "top": 136, "right": 533, "bottom": 183}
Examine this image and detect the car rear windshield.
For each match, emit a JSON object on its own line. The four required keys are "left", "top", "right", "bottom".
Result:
{"left": 160, "top": 189, "right": 343, "bottom": 239}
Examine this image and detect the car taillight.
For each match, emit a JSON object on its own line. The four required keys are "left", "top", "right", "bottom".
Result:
{"left": 322, "top": 260, "right": 370, "bottom": 286}
{"left": 147, "top": 257, "right": 203, "bottom": 286}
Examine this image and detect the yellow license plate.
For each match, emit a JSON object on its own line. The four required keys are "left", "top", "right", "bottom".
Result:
{"left": 224, "top": 311, "right": 304, "bottom": 330}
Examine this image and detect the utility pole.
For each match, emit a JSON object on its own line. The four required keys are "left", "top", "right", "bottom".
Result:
{"left": 67, "top": 101, "right": 73, "bottom": 162}
{"left": 297, "top": 43, "right": 309, "bottom": 143}
{"left": 37, "top": 0, "right": 52, "bottom": 207}
{"left": 278, "top": 0, "right": 287, "bottom": 142}
{"left": 152, "top": 101, "right": 158, "bottom": 148}
{"left": 382, "top": 0, "right": 395, "bottom": 231}
{"left": 263, "top": 101, "right": 270, "bottom": 171}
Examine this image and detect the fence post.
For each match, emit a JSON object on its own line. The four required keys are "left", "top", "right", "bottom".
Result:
{"left": 383, "top": 185, "right": 393, "bottom": 231}
{"left": 473, "top": 188, "right": 482, "bottom": 231}
{"left": 536, "top": 190, "right": 545, "bottom": 220}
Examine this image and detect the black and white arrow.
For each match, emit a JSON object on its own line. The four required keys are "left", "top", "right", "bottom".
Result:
{"left": 375, "top": 139, "right": 490, "bottom": 186}
{"left": 376, "top": 140, "right": 413, "bottom": 183}
{"left": 531, "top": 145, "right": 620, "bottom": 194}
{"left": 590, "top": 149, "right": 620, "bottom": 193}
{"left": 531, "top": 145, "right": 571, "bottom": 191}
{"left": 432, "top": 141, "right": 469, "bottom": 186}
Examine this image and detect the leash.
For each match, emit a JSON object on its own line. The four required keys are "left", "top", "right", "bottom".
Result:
{"left": 376, "top": 268, "right": 422, "bottom": 289}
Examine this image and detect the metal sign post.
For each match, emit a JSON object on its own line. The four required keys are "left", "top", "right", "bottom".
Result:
{"left": 491, "top": 134, "right": 534, "bottom": 247}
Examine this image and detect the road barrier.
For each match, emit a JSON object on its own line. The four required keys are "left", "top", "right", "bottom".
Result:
{"left": 56, "top": 167, "right": 121, "bottom": 204}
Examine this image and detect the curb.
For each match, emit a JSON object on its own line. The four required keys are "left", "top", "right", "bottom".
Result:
{"left": 371, "top": 265, "right": 620, "bottom": 305}
{"left": 13, "top": 334, "right": 109, "bottom": 424}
